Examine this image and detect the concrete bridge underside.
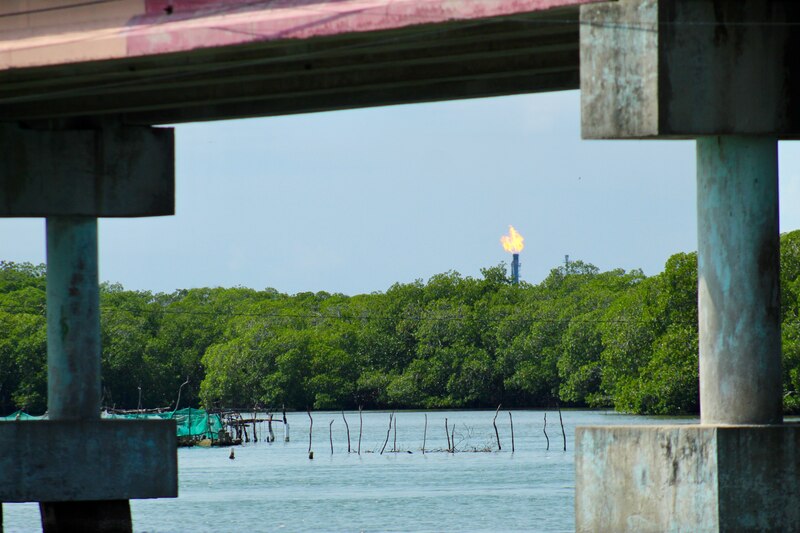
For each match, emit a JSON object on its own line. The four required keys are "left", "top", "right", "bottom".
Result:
{"left": 0, "top": 0, "right": 591, "bottom": 125}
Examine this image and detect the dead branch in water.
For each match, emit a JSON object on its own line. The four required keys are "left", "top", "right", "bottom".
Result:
{"left": 543, "top": 412, "right": 550, "bottom": 451}
{"left": 342, "top": 410, "right": 351, "bottom": 453}
{"left": 509, "top": 411, "right": 515, "bottom": 453}
{"left": 380, "top": 412, "right": 394, "bottom": 455}
{"left": 493, "top": 404, "right": 502, "bottom": 451}
{"left": 445, "top": 418, "right": 451, "bottom": 452}
{"left": 450, "top": 423, "right": 455, "bottom": 453}
{"left": 329, "top": 419, "right": 334, "bottom": 455}
{"left": 557, "top": 404, "right": 566, "bottom": 452}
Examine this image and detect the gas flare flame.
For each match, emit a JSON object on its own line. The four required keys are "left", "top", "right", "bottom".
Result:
{"left": 500, "top": 225, "right": 524, "bottom": 254}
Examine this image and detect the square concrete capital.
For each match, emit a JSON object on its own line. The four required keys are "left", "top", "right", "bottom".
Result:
{"left": 0, "top": 123, "right": 174, "bottom": 217}
{"left": 580, "top": 0, "right": 800, "bottom": 139}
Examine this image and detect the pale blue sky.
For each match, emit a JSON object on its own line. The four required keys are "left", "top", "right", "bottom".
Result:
{"left": 3, "top": 90, "right": 799, "bottom": 295}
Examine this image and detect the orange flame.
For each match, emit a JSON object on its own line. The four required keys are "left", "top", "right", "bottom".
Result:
{"left": 500, "top": 225, "right": 524, "bottom": 254}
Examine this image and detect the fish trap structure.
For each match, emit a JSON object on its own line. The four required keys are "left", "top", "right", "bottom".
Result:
{"left": 104, "top": 407, "right": 237, "bottom": 447}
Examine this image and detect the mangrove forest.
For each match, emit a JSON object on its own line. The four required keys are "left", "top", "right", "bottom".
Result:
{"left": 2, "top": 230, "right": 800, "bottom": 417}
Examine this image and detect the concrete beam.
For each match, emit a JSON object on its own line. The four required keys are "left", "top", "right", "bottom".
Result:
{"left": 0, "top": 2, "right": 603, "bottom": 124}
{"left": 580, "top": 0, "right": 800, "bottom": 139}
{"left": 0, "top": 420, "right": 177, "bottom": 502}
{"left": 0, "top": 124, "right": 173, "bottom": 217}
{"left": 576, "top": 425, "right": 800, "bottom": 532}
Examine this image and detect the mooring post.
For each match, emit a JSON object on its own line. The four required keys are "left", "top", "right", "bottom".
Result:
{"left": 697, "top": 136, "right": 783, "bottom": 425}
{"left": 40, "top": 216, "right": 132, "bottom": 532}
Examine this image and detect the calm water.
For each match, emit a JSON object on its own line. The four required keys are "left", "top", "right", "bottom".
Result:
{"left": 3, "top": 410, "right": 696, "bottom": 532}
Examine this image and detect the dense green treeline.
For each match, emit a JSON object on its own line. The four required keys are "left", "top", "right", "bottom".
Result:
{"left": 2, "top": 231, "right": 800, "bottom": 416}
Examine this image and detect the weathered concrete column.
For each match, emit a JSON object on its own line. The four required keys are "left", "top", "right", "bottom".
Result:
{"left": 697, "top": 136, "right": 782, "bottom": 425}
{"left": 45, "top": 216, "right": 101, "bottom": 420}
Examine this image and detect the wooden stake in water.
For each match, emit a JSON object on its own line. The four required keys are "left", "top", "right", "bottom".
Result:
{"left": 493, "top": 404, "right": 502, "bottom": 451}
{"left": 358, "top": 406, "right": 363, "bottom": 455}
{"left": 509, "top": 411, "right": 515, "bottom": 453}
{"left": 307, "top": 408, "right": 314, "bottom": 459}
{"left": 422, "top": 413, "right": 427, "bottom": 454}
{"left": 445, "top": 418, "right": 451, "bottom": 452}
{"left": 342, "top": 410, "right": 351, "bottom": 453}
{"left": 380, "top": 412, "right": 394, "bottom": 455}
{"left": 543, "top": 412, "right": 550, "bottom": 451}
{"left": 393, "top": 414, "right": 397, "bottom": 453}
{"left": 329, "top": 420, "right": 334, "bottom": 455}
{"left": 557, "top": 404, "right": 566, "bottom": 452}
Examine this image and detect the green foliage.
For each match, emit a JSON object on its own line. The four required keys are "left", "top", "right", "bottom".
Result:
{"left": 4, "top": 238, "right": 800, "bottom": 416}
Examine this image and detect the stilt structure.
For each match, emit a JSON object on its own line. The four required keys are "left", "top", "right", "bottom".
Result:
{"left": 576, "top": 1, "right": 800, "bottom": 530}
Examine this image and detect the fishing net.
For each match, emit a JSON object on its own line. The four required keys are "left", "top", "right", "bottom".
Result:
{"left": 104, "top": 407, "right": 224, "bottom": 440}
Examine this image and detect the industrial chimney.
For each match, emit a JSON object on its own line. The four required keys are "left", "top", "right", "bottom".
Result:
{"left": 511, "top": 253, "right": 520, "bottom": 285}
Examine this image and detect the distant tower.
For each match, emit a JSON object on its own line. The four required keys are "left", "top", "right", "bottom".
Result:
{"left": 511, "top": 253, "right": 520, "bottom": 284}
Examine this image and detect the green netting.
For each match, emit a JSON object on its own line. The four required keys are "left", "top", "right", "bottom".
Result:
{"left": 163, "top": 407, "right": 224, "bottom": 439}
{"left": 106, "top": 407, "right": 223, "bottom": 440}
{"left": 3, "top": 408, "right": 224, "bottom": 440}
{"left": 0, "top": 410, "right": 43, "bottom": 421}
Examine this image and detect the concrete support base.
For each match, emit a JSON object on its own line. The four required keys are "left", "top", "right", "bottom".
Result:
{"left": 576, "top": 425, "right": 800, "bottom": 532}
{"left": 0, "top": 420, "right": 177, "bottom": 502}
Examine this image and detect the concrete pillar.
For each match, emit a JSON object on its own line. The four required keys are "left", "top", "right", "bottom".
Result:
{"left": 45, "top": 217, "right": 101, "bottom": 420}
{"left": 696, "top": 136, "right": 783, "bottom": 425}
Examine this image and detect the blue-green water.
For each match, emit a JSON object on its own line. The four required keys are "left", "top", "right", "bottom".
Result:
{"left": 3, "top": 410, "right": 696, "bottom": 532}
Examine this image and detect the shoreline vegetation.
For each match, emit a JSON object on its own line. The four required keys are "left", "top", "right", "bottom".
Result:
{"left": 2, "top": 230, "right": 800, "bottom": 417}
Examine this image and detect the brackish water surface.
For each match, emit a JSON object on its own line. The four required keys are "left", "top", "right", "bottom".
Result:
{"left": 3, "top": 410, "right": 696, "bottom": 532}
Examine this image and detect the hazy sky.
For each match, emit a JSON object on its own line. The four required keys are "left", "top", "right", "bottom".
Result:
{"left": 3, "top": 90, "right": 799, "bottom": 295}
